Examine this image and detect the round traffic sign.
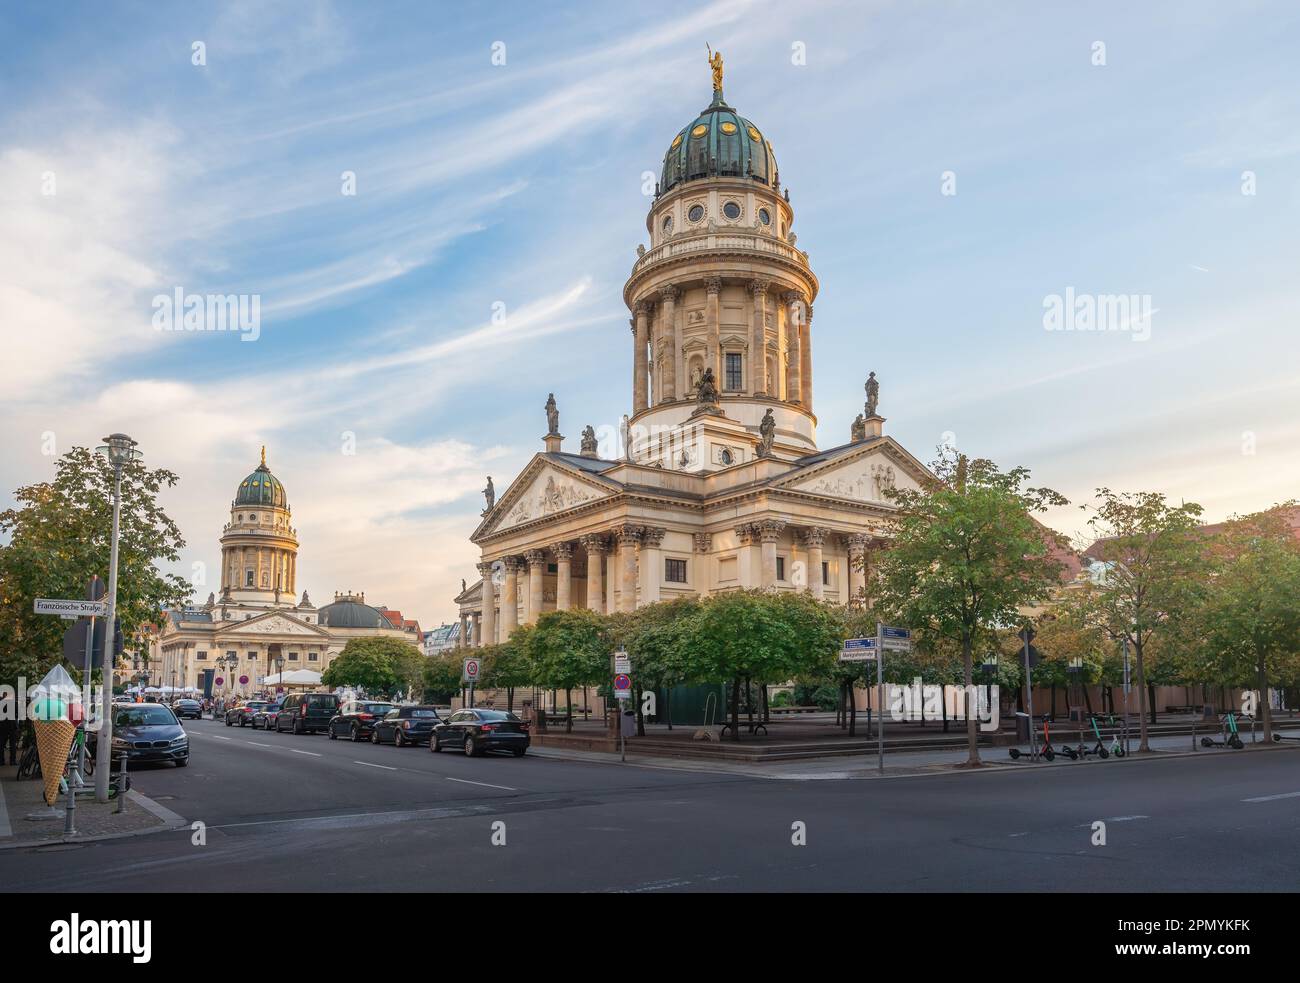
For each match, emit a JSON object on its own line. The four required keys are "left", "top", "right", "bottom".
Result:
{"left": 463, "top": 658, "right": 480, "bottom": 680}
{"left": 613, "top": 673, "right": 631, "bottom": 691}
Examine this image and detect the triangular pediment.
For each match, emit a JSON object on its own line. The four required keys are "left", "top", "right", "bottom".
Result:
{"left": 777, "top": 438, "right": 930, "bottom": 504}
{"left": 218, "top": 610, "right": 331, "bottom": 639}
{"left": 477, "top": 455, "right": 619, "bottom": 538}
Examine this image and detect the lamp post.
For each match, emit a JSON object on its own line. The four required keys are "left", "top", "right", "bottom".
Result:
{"left": 980, "top": 654, "right": 998, "bottom": 724}
{"left": 92, "top": 433, "right": 140, "bottom": 801}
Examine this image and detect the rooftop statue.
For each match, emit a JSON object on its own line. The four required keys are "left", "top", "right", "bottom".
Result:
{"left": 545, "top": 393, "right": 560, "bottom": 436}
{"left": 851, "top": 413, "right": 866, "bottom": 442}
{"left": 581, "top": 424, "right": 598, "bottom": 454}
{"left": 865, "top": 371, "right": 880, "bottom": 418}
{"left": 707, "top": 45, "right": 723, "bottom": 92}
{"left": 482, "top": 476, "right": 495, "bottom": 513}
{"left": 757, "top": 408, "right": 776, "bottom": 457}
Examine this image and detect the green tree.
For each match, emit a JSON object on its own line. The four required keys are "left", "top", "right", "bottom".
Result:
{"left": 421, "top": 653, "right": 464, "bottom": 704}
{"left": 478, "top": 639, "right": 533, "bottom": 712}
{"left": 621, "top": 598, "right": 699, "bottom": 731}
{"left": 874, "top": 453, "right": 1068, "bottom": 766}
{"left": 1193, "top": 505, "right": 1300, "bottom": 741}
{"left": 1075, "top": 488, "right": 1205, "bottom": 751}
{"left": 321, "top": 636, "right": 418, "bottom": 693}
{"left": 0, "top": 446, "right": 190, "bottom": 690}
{"left": 524, "top": 609, "right": 611, "bottom": 732}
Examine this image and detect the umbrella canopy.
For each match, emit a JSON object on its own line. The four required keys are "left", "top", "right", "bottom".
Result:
{"left": 261, "top": 669, "right": 323, "bottom": 687}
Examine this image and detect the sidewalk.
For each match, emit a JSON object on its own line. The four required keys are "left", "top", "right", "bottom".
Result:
{"left": 0, "top": 764, "right": 187, "bottom": 850}
{"left": 527, "top": 724, "right": 1300, "bottom": 780}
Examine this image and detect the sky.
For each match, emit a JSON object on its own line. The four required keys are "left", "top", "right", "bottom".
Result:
{"left": 2, "top": 0, "right": 1298, "bottom": 630}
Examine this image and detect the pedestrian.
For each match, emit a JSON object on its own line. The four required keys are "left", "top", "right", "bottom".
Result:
{"left": 0, "top": 692, "right": 18, "bottom": 765}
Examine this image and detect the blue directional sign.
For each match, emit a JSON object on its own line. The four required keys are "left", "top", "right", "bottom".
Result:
{"left": 879, "top": 624, "right": 912, "bottom": 652}
{"left": 839, "top": 637, "right": 878, "bottom": 662}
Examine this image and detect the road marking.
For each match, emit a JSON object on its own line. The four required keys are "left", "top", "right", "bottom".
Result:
{"left": 445, "top": 777, "right": 518, "bottom": 791}
{"left": 125, "top": 790, "right": 187, "bottom": 827}
{"left": 290, "top": 749, "right": 321, "bottom": 757}
{"left": 354, "top": 760, "right": 397, "bottom": 771}
{"left": 246, "top": 742, "right": 274, "bottom": 748}
{"left": 1109, "top": 815, "right": 1149, "bottom": 822}
{"left": 1243, "top": 791, "right": 1300, "bottom": 803}
{"left": 208, "top": 735, "right": 233, "bottom": 741}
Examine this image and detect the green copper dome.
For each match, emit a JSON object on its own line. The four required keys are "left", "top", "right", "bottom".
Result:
{"left": 235, "top": 448, "right": 287, "bottom": 508}
{"left": 660, "top": 90, "right": 778, "bottom": 194}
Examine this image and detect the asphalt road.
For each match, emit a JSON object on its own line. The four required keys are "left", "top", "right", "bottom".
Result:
{"left": 5, "top": 716, "right": 1299, "bottom": 892}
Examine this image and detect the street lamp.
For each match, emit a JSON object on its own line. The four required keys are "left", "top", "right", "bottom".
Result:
{"left": 92, "top": 432, "right": 140, "bottom": 801}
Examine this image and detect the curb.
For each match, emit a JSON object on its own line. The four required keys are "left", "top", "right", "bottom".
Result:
{"left": 0, "top": 788, "right": 189, "bottom": 852}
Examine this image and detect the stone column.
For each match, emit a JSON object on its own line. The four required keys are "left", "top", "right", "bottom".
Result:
{"left": 476, "top": 562, "right": 496, "bottom": 647}
{"left": 640, "top": 527, "right": 666, "bottom": 605}
{"left": 658, "top": 286, "right": 679, "bottom": 402}
{"left": 846, "top": 534, "right": 869, "bottom": 609}
{"left": 693, "top": 532, "right": 712, "bottom": 598}
{"left": 784, "top": 291, "right": 804, "bottom": 404}
{"left": 705, "top": 276, "right": 722, "bottom": 380}
{"left": 759, "top": 520, "right": 785, "bottom": 588}
{"left": 633, "top": 302, "right": 650, "bottom": 413}
{"left": 615, "top": 525, "right": 642, "bottom": 613}
{"left": 580, "top": 534, "right": 607, "bottom": 613}
{"left": 471, "top": 612, "right": 481, "bottom": 647}
{"left": 501, "top": 557, "right": 520, "bottom": 635}
{"left": 749, "top": 279, "right": 768, "bottom": 394}
{"left": 525, "top": 549, "right": 547, "bottom": 624}
{"left": 553, "top": 541, "right": 573, "bottom": 610}
{"left": 458, "top": 613, "right": 468, "bottom": 648}
{"left": 800, "top": 304, "right": 813, "bottom": 410}
{"left": 801, "top": 527, "right": 829, "bottom": 599}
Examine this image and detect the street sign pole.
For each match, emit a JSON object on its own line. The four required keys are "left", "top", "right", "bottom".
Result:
{"left": 1022, "top": 626, "right": 1037, "bottom": 762}
{"left": 95, "top": 469, "right": 124, "bottom": 802}
{"left": 875, "top": 624, "right": 885, "bottom": 774}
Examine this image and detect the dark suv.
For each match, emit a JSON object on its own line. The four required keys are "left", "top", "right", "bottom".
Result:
{"left": 326, "top": 701, "right": 397, "bottom": 742}
{"left": 274, "top": 693, "right": 341, "bottom": 735}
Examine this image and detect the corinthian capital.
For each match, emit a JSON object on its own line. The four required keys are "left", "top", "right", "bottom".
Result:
{"left": 551, "top": 541, "right": 574, "bottom": 561}
{"left": 748, "top": 278, "right": 770, "bottom": 298}
{"left": 580, "top": 533, "right": 609, "bottom": 554}
{"left": 658, "top": 284, "right": 680, "bottom": 304}
{"left": 641, "top": 526, "right": 667, "bottom": 548}
{"left": 758, "top": 519, "right": 786, "bottom": 543}
{"left": 705, "top": 276, "right": 723, "bottom": 296}
{"left": 614, "top": 524, "right": 643, "bottom": 546}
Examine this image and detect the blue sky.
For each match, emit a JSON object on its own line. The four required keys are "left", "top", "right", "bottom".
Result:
{"left": 2, "top": 0, "right": 1298, "bottom": 629}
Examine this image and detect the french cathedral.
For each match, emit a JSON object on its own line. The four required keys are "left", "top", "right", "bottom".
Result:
{"left": 454, "top": 60, "right": 931, "bottom": 645}
{"left": 155, "top": 449, "right": 422, "bottom": 694}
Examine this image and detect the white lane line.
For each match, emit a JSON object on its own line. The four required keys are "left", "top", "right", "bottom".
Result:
{"left": 445, "top": 777, "right": 518, "bottom": 791}
{"left": 1243, "top": 791, "right": 1300, "bottom": 803}
{"left": 290, "top": 749, "right": 321, "bottom": 757}
{"left": 208, "top": 735, "right": 233, "bottom": 741}
{"left": 354, "top": 761, "right": 397, "bottom": 771}
{"left": 246, "top": 742, "right": 274, "bottom": 748}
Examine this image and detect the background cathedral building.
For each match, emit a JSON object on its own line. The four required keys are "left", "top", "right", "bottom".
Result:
{"left": 454, "top": 67, "right": 931, "bottom": 646}
{"left": 155, "top": 450, "right": 422, "bottom": 695}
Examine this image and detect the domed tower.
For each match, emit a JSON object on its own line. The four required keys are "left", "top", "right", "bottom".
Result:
{"left": 622, "top": 53, "right": 820, "bottom": 468}
{"left": 219, "top": 447, "right": 299, "bottom": 606}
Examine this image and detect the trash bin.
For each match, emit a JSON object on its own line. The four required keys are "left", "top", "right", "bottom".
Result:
{"left": 1015, "top": 711, "right": 1031, "bottom": 742}
{"left": 620, "top": 709, "right": 637, "bottom": 738}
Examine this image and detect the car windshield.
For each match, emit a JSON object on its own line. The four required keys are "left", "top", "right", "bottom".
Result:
{"left": 307, "top": 695, "right": 337, "bottom": 707}
{"left": 115, "top": 707, "right": 177, "bottom": 727}
{"left": 362, "top": 704, "right": 395, "bottom": 714}
{"left": 245, "top": 702, "right": 268, "bottom": 710}
{"left": 406, "top": 709, "right": 438, "bottom": 718}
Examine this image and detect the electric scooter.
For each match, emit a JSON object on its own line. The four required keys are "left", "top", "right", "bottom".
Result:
{"left": 1081, "top": 715, "right": 1115, "bottom": 758}
{"left": 1201, "top": 712, "right": 1245, "bottom": 749}
{"left": 1010, "top": 717, "right": 1074, "bottom": 760}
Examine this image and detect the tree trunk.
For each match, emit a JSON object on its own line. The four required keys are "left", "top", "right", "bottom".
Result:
{"left": 1049, "top": 683, "right": 1056, "bottom": 718}
{"left": 761, "top": 684, "right": 769, "bottom": 724}
{"left": 848, "top": 683, "right": 857, "bottom": 737}
{"left": 1147, "top": 682, "right": 1157, "bottom": 725}
{"left": 665, "top": 686, "right": 673, "bottom": 731}
{"left": 1083, "top": 685, "right": 1093, "bottom": 715}
{"left": 1134, "top": 639, "right": 1150, "bottom": 752}
{"left": 941, "top": 683, "right": 949, "bottom": 733}
{"left": 1257, "top": 654, "right": 1274, "bottom": 742}
{"left": 565, "top": 687, "right": 573, "bottom": 733}
{"left": 507, "top": 687, "right": 514, "bottom": 713}
{"left": 729, "top": 678, "right": 741, "bottom": 741}
{"left": 962, "top": 634, "right": 981, "bottom": 766}
{"left": 745, "top": 677, "right": 755, "bottom": 734}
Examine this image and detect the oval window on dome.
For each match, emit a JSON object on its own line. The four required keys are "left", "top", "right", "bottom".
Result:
{"left": 748, "top": 127, "right": 761, "bottom": 141}
{"left": 691, "top": 124, "right": 708, "bottom": 138}
{"left": 688, "top": 204, "right": 705, "bottom": 223}
{"left": 662, "top": 215, "right": 673, "bottom": 233}
{"left": 671, "top": 133, "right": 683, "bottom": 149}
{"left": 720, "top": 121, "right": 737, "bottom": 134}
{"left": 758, "top": 207, "right": 771, "bottom": 226}
{"left": 723, "top": 201, "right": 741, "bottom": 220}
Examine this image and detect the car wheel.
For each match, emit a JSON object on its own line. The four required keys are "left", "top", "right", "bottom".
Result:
{"left": 351, "top": 725, "right": 362, "bottom": 742}
{"left": 394, "top": 730, "right": 406, "bottom": 747}
{"left": 175, "top": 757, "right": 189, "bottom": 768}
{"left": 328, "top": 726, "right": 337, "bottom": 740}
{"left": 512, "top": 748, "right": 526, "bottom": 758}
{"left": 464, "top": 736, "right": 477, "bottom": 757}
{"left": 225, "top": 718, "right": 232, "bottom": 727}
{"left": 370, "top": 730, "right": 380, "bottom": 744}
{"left": 293, "top": 719, "right": 303, "bottom": 735}
{"left": 430, "top": 736, "right": 441, "bottom": 753}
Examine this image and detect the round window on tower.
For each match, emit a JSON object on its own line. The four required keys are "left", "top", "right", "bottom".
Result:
{"left": 723, "top": 201, "right": 741, "bottom": 220}
{"left": 688, "top": 203, "right": 705, "bottom": 223}
{"left": 720, "top": 121, "right": 737, "bottom": 134}
{"left": 248, "top": 513, "right": 257, "bottom": 522}
{"left": 758, "top": 207, "right": 771, "bottom": 226}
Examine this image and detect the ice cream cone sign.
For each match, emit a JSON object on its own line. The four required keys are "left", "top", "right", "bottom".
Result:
{"left": 29, "top": 664, "right": 81, "bottom": 806}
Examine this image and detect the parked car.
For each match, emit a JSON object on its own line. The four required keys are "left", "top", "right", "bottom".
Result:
{"left": 431, "top": 708, "right": 529, "bottom": 757}
{"left": 171, "top": 699, "right": 203, "bottom": 720}
{"left": 275, "top": 692, "right": 341, "bottom": 735}
{"left": 225, "top": 701, "right": 271, "bottom": 727}
{"left": 327, "top": 701, "right": 397, "bottom": 742}
{"left": 252, "top": 700, "right": 284, "bottom": 730}
{"left": 371, "top": 706, "right": 442, "bottom": 747}
{"left": 88, "top": 702, "right": 189, "bottom": 768}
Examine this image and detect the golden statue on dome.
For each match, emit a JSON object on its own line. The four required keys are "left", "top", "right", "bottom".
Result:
{"left": 707, "top": 45, "right": 723, "bottom": 92}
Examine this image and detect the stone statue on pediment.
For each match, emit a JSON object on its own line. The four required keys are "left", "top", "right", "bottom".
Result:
{"left": 757, "top": 408, "right": 776, "bottom": 457}
{"left": 483, "top": 476, "right": 495, "bottom": 513}
{"left": 865, "top": 371, "right": 880, "bottom": 417}
{"left": 581, "top": 425, "right": 598, "bottom": 455}
{"left": 851, "top": 414, "right": 866, "bottom": 442}
{"left": 545, "top": 393, "right": 560, "bottom": 436}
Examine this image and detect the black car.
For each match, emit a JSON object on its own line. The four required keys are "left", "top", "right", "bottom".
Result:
{"left": 89, "top": 703, "right": 189, "bottom": 768}
{"left": 431, "top": 708, "right": 529, "bottom": 757}
{"left": 252, "top": 700, "right": 284, "bottom": 730}
{"left": 371, "top": 706, "right": 442, "bottom": 747}
{"left": 172, "top": 699, "right": 203, "bottom": 720}
{"left": 327, "top": 701, "right": 397, "bottom": 742}
{"left": 225, "top": 701, "right": 270, "bottom": 727}
{"left": 275, "top": 692, "right": 341, "bottom": 735}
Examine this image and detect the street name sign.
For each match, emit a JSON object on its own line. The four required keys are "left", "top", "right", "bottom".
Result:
{"left": 613, "top": 650, "right": 631, "bottom": 674}
{"left": 839, "top": 637, "right": 878, "bottom": 662}
{"left": 36, "top": 598, "right": 107, "bottom": 618}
